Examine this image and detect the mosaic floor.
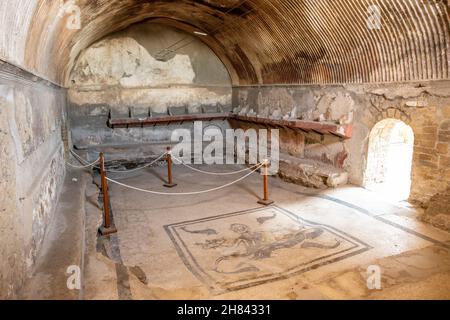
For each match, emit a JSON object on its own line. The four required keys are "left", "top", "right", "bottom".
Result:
{"left": 165, "top": 206, "right": 370, "bottom": 293}
{"left": 77, "top": 165, "right": 450, "bottom": 300}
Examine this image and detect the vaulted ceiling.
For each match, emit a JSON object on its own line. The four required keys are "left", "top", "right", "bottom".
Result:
{"left": 0, "top": 0, "right": 449, "bottom": 86}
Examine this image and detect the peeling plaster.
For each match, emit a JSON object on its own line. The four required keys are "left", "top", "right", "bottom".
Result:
{"left": 72, "top": 37, "right": 196, "bottom": 88}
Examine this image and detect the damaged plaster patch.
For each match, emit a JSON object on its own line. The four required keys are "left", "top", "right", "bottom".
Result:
{"left": 27, "top": 144, "right": 65, "bottom": 269}
{"left": 71, "top": 37, "right": 196, "bottom": 87}
{"left": 316, "top": 92, "right": 355, "bottom": 124}
{"left": 68, "top": 87, "right": 232, "bottom": 112}
{"left": 120, "top": 88, "right": 231, "bottom": 113}
{"left": 2, "top": 86, "right": 25, "bottom": 163}
{"left": 419, "top": 188, "right": 450, "bottom": 232}
{"left": 13, "top": 90, "right": 33, "bottom": 158}
{"left": 255, "top": 88, "right": 296, "bottom": 115}
{"left": 68, "top": 26, "right": 232, "bottom": 113}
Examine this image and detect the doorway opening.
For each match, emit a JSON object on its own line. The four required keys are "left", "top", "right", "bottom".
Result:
{"left": 364, "top": 119, "right": 414, "bottom": 201}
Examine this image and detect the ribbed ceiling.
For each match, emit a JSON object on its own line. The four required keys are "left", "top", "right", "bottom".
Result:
{"left": 0, "top": 0, "right": 449, "bottom": 86}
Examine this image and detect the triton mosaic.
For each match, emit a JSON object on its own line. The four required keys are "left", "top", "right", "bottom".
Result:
{"left": 165, "top": 206, "right": 371, "bottom": 293}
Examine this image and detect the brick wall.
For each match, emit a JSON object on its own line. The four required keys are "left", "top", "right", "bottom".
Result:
{"left": 233, "top": 80, "right": 450, "bottom": 205}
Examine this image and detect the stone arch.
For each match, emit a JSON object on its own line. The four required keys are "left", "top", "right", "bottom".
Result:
{"left": 374, "top": 107, "right": 412, "bottom": 126}
{"left": 364, "top": 118, "right": 415, "bottom": 201}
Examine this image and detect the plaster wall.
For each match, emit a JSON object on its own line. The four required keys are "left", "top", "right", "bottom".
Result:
{"left": 0, "top": 62, "right": 66, "bottom": 298}
{"left": 68, "top": 22, "right": 232, "bottom": 149}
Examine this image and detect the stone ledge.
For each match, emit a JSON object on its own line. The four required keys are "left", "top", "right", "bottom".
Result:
{"left": 278, "top": 153, "right": 348, "bottom": 189}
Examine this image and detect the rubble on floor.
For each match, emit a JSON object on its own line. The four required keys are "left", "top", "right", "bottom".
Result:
{"left": 420, "top": 188, "right": 450, "bottom": 232}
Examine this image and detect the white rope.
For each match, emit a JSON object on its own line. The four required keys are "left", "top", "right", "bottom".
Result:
{"left": 70, "top": 149, "right": 90, "bottom": 163}
{"left": 66, "top": 150, "right": 100, "bottom": 169}
{"left": 104, "top": 152, "right": 167, "bottom": 173}
{"left": 69, "top": 149, "right": 167, "bottom": 173}
{"left": 66, "top": 160, "right": 100, "bottom": 169}
{"left": 171, "top": 155, "right": 258, "bottom": 175}
{"left": 106, "top": 163, "right": 264, "bottom": 196}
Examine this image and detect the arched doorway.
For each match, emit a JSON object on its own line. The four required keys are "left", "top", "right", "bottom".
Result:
{"left": 364, "top": 119, "right": 414, "bottom": 201}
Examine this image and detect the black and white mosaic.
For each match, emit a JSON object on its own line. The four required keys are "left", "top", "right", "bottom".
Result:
{"left": 165, "top": 206, "right": 371, "bottom": 293}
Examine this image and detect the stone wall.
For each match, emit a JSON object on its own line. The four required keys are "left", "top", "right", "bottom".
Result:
{"left": 232, "top": 80, "right": 450, "bottom": 204}
{"left": 0, "top": 61, "right": 66, "bottom": 298}
{"left": 68, "top": 22, "right": 232, "bottom": 150}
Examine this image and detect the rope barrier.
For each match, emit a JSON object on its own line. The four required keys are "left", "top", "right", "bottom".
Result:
{"left": 106, "top": 162, "right": 264, "bottom": 196}
{"left": 171, "top": 155, "right": 260, "bottom": 176}
{"left": 68, "top": 149, "right": 167, "bottom": 173}
{"left": 69, "top": 149, "right": 262, "bottom": 176}
{"left": 104, "top": 152, "right": 167, "bottom": 173}
{"left": 94, "top": 149, "right": 272, "bottom": 236}
{"left": 70, "top": 149, "right": 91, "bottom": 163}
{"left": 66, "top": 150, "right": 100, "bottom": 169}
{"left": 68, "top": 149, "right": 271, "bottom": 200}
{"left": 66, "top": 160, "right": 100, "bottom": 169}
{"left": 74, "top": 146, "right": 274, "bottom": 237}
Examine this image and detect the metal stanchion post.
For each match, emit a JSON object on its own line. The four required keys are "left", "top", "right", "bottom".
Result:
{"left": 257, "top": 159, "right": 274, "bottom": 206}
{"left": 99, "top": 153, "right": 117, "bottom": 235}
{"left": 164, "top": 147, "right": 177, "bottom": 188}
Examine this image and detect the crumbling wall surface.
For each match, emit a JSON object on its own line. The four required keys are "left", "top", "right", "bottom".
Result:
{"left": 420, "top": 187, "right": 450, "bottom": 232}
{"left": 233, "top": 80, "right": 450, "bottom": 204}
{"left": 0, "top": 62, "right": 66, "bottom": 298}
{"left": 68, "top": 22, "right": 232, "bottom": 149}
